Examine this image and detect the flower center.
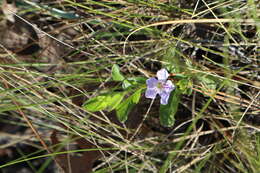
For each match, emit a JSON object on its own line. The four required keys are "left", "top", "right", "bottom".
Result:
{"left": 157, "top": 82, "right": 164, "bottom": 90}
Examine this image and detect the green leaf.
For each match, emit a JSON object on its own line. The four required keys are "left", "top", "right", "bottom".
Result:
{"left": 83, "top": 92, "right": 125, "bottom": 112}
{"left": 122, "top": 80, "right": 132, "bottom": 89}
{"left": 116, "top": 99, "right": 134, "bottom": 122}
{"left": 122, "top": 77, "right": 146, "bottom": 89}
{"left": 131, "top": 89, "right": 142, "bottom": 103}
{"left": 107, "top": 92, "right": 125, "bottom": 111}
{"left": 159, "top": 89, "right": 181, "bottom": 127}
{"left": 197, "top": 75, "right": 217, "bottom": 90}
{"left": 83, "top": 95, "right": 108, "bottom": 112}
{"left": 163, "top": 47, "right": 186, "bottom": 73}
{"left": 112, "top": 64, "right": 125, "bottom": 81}
{"left": 116, "top": 89, "right": 142, "bottom": 122}
{"left": 177, "top": 79, "right": 193, "bottom": 95}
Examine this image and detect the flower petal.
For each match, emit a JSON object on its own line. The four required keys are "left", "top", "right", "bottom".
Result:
{"left": 163, "top": 80, "right": 175, "bottom": 93}
{"left": 159, "top": 91, "right": 170, "bottom": 105}
{"left": 145, "top": 88, "right": 158, "bottom": 99}
{"left": 146, "top": 77, "right": 158, "bottom": 88}
{"left": 157, "top": 68, "right": 169, "bottom": 81}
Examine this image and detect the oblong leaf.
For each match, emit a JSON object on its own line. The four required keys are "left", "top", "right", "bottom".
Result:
{"left": 112, "top": 64, "right": 125, "bottom": 81}
{"left": 83, "top": 95, "right": 108, "bottom": 112}
{"left": 107, "top": 92, "right": 126, "bottom": 111}
{"left": 116, "top": 89, "right": 142, "bottom": 122}
{"left": 83, "top": 92, "right": 125, "bottom": 112}
{"left": 159, "top": 89, "right": 181, "bottom": 127}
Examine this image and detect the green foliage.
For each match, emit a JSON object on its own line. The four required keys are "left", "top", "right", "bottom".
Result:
{"left": 122, "top": 77, "right": 146, "bottom": 89}
{"left": 197, "top": 74, "right": 218, "bottom": 90}
{"left": 1, "top": 0, "right": 259, "bottom": 172}
{"left": 116, "top": 89, "right": 142, "bottom": 122}
{"left": 159, "top": 88, "right": 181, "bottom": 127}
{"left": 111, "top": 64, "right": 125, "bottom": 81}
{"left": 84, "top": 63, "right": 144, "bottom": 123}
{"left": 176, "top": 78, "right": 193, "bottom": 95}
{"left": 83, "top": 92, "right": 125, "bottom": 112}
{"left": 163, "top": 47, "right": 186, "bottom": 74}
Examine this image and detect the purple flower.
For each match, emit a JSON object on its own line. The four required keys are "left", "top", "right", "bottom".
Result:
{"left": 145, "top": 69, "right": 175, "bottom": 105}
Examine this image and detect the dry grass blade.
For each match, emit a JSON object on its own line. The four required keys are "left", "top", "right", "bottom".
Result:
{"left": 0, "top": 0, "right": 259, "bottom": 172}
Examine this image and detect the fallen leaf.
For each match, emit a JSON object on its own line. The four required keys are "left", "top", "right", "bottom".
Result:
{"left": 50, "top": 130, "right": 103, "bottom": 173}
{"left": 1, "top": 0, "right": 17, "bottom": 22}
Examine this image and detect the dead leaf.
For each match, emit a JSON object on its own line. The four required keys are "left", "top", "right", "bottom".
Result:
{"left": 0, "top": 14, "right": 40, "bottom": 55}
{"left": 51, "top": 130, "right": 103, "bottom": 173}
{"left": 0, "top": 1, "right": 66, "bottom": 73}
{"left": 1, "top": 0, "right": 17, "bottom": 22}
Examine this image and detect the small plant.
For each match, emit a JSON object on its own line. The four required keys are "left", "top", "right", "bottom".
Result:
{"left": 145, "top": 68, "right": 175, "bottom": 105}
{"left": 83, "top": 65, "right": 193, "bottom": 127}
{"left": 1, "top": 1, "right": 259, "bottom": 172}
{"left": 83, "top": 64, "right": 144, "bottom": 123}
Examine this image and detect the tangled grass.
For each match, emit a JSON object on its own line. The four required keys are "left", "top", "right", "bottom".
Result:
{"left": 0, "top": 0, "right": 259, "bottom": 172}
